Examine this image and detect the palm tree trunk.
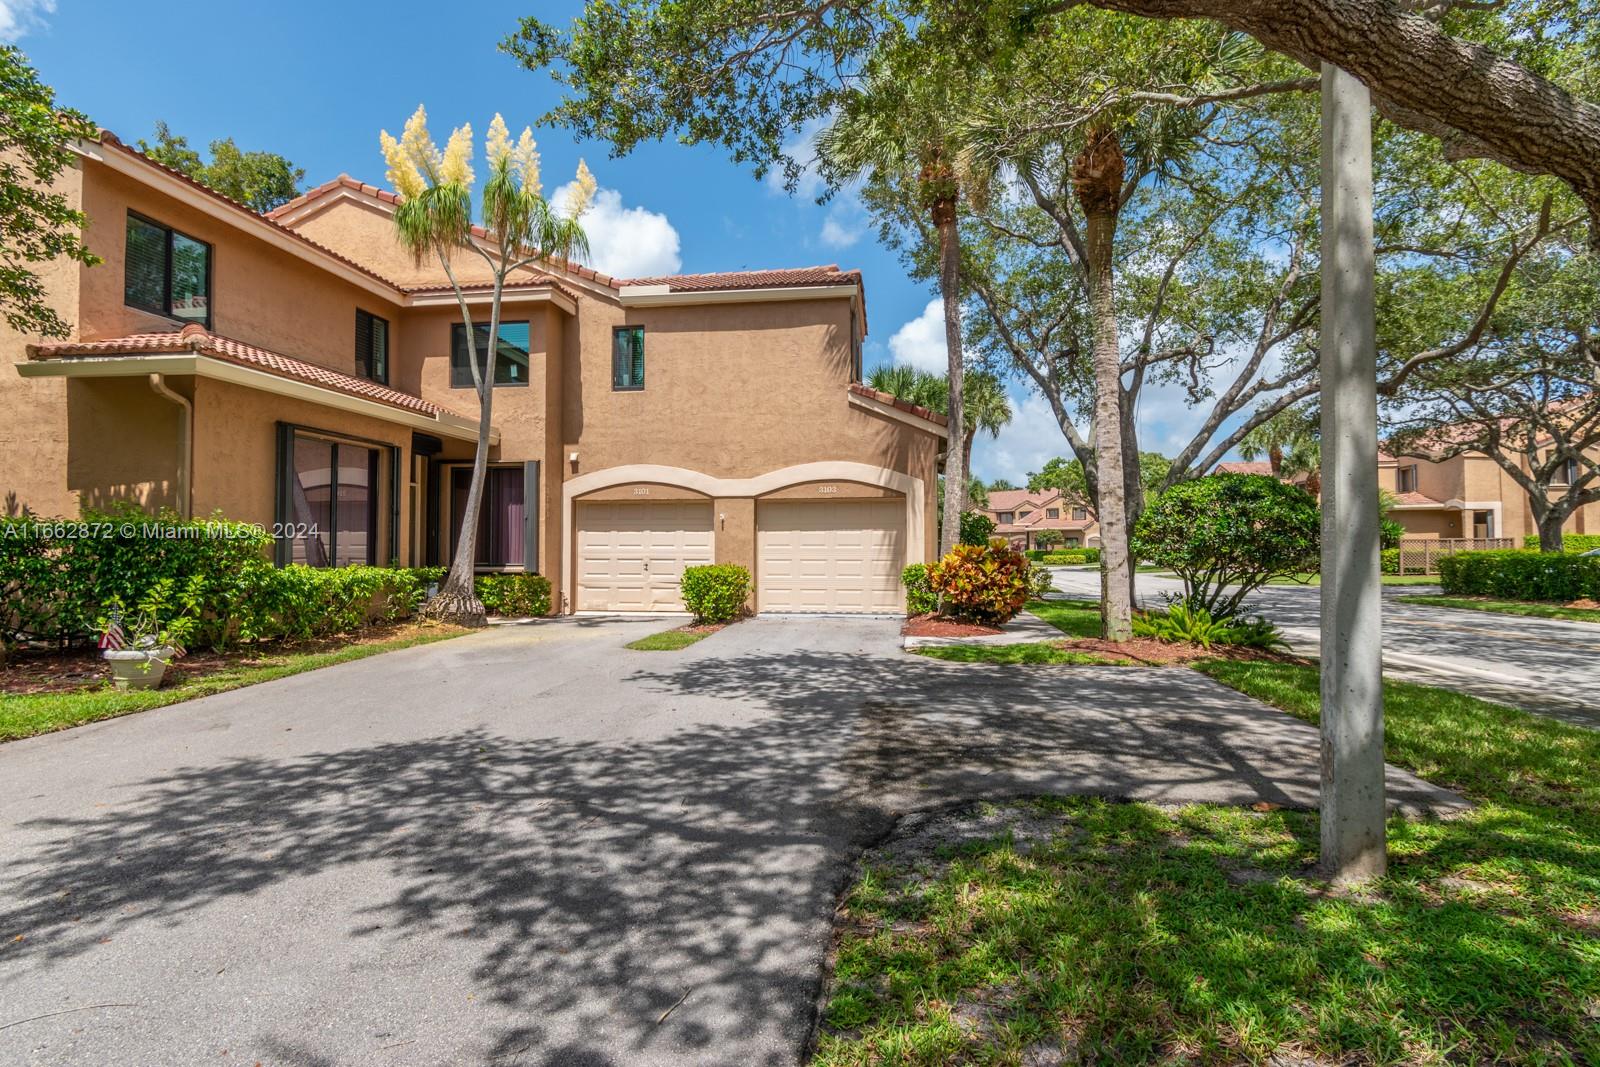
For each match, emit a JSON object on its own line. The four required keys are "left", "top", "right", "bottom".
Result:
{"left": 1074, "top": 128, "right": 1133, "bottom": 641}
{"left": 934, "top": 199, "right": 966, "bottom": 556}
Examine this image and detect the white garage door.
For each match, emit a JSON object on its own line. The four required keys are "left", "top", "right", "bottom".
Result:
{"left": 757, "top": 498, "right": 906, "bottom": 613}
{"left": 576, "top": 500, "right": 714, "bottom": 612}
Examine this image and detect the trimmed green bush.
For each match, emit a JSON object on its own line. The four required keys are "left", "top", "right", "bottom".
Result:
{"left": 927, "top": 539, "right": 1030, "bottom": 626}
{"left": 1028, "top": 563, "right": 1055, "bottom": 597}
{"left": 1524, "top": 533, "right": 1600, "bottom": 553}
{"left": 475, "top": 574, "right": 552, "bottom": 617}
{"left": 1132, "top": 474, "right": 1320, "bottom": 620}
{"left": 680, "top": 564, "right": 750, "bottom": 623}
{"left": 1439, "top": 550, "right": 1600, "bottom": 602}
{"left": 901, "top": 563, "right": 937, "bottom": 615}
{"left": 1039, "top": 552, "right": 1089, "bottom": 565}
{"left": 959, "top": 511, "right": 997, "bottom": 546}
{"left": 1381, "top": 548, "right": 1399, "bottom": 575}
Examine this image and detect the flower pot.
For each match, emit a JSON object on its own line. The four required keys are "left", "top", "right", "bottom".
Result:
{"left": 104, "top": 646, "right": 175, "bottom": 691}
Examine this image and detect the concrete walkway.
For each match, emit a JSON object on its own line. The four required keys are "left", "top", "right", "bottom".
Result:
{"left": 0, "top": 617, "right": 1459, "bottom": 1066}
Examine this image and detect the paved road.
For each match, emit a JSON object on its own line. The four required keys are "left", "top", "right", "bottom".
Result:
{"left": 1051, "top": 568, "right": 1600, "bottom": 727}
{"left": 0, "top": 617, "right": 1456, "bottom": 1067}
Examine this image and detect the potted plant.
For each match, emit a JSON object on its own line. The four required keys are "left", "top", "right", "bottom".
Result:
{"left": 98, "top": 580, "right": 196, "bottom": 691}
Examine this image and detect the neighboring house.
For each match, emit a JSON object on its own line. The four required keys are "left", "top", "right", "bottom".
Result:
{"left": 2, "top": 131, "right": 946, "bottom": 614}
{"left": 1210, "top": 449, "right": 1599, "bottom": 542}
{"left": 978, "top": 489, "right": 1099, "bottom": 550}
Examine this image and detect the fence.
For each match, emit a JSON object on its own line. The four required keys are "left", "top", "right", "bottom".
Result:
{"left": 1396, "top": 537, "right": 1516, "bottom": 574}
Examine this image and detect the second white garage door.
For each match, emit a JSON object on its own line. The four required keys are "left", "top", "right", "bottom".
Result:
{"left": 757, "top": 498, "right": 906, "bottom": 613}
{"left": 576, "top": 500, "right": 714, "bottom": 612}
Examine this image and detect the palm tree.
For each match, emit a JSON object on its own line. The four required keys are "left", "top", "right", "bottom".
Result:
{"left": 818, "top": 52, "right": 987, "bottom": 555}
{"left": 382, "top": 107, "right": 593, "bottom": 624}
{"left": 959, "top": 371, "right": 1012, "bottom": 490}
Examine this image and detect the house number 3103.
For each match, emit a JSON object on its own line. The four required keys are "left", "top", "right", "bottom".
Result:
{"left": 817, "top": 485, "right": 838, "bottom": 494}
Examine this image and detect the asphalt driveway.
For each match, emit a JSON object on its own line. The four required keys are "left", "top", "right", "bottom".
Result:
{"left": 0, "top": 616, "right": 1457, "bottom": 1067}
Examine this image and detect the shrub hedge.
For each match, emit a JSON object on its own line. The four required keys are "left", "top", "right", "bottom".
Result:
{"left": 1439, "top": 550, "right": 1600, "bottom": 602}
{"left": 901, "top": 563, "right": 937, "bottom": 615}
{"left": 1381, "top": 548, "right": 1399, "bottom": 575}
{"left": 680, "top": 564, "right": 750, "bottom": 623}
{"left": 927, "top": 539, "right": 1030, "bottom": 626}
{"left": 1524, "top": 533, "right": 1600, "bottom": 553}
{"left": 959, "top": 511, "right": 997, "bottom": 546}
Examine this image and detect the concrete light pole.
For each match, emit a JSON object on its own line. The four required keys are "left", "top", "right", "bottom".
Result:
{"left": 1318, "top": 64, "right": 1387, "bottom": 883}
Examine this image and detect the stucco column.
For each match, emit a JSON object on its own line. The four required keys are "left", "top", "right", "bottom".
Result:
{"left": 714, "top": 497, "right": 757, "bottom": 608}
{"left": 1318, "top": 64, "right": 1386, "bottom": 884}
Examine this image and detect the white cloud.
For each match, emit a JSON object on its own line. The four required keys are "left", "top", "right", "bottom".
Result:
{"left": 819, "top": 194, "right": 867, "bottom": 249}
{"left": 0, "top": 0, "right": 54, "bottom": 41}
{"left": 553, "top": 182, "right": 681, "bottom": 278}
{"left": 887, "top": 298, "right": 954, "bottom": 374}
{"left": 765, "top": 114, "right": 832, "bottom": 199}
{"left": 970, "top": 390, "right": 1074, "bottom": 485}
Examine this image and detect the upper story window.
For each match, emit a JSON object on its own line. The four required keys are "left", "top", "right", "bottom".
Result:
{"left": 1046, "top": 508, "right": 1060, "bottom": 519}
{"left": 450, "top": 321, "right": 529, "bottom": 388}
{"left": 1398, "top": 465, "right": 1419, "bottom": 494}
{"left": 613, "top": 326, "right": 645, "bottom": 390}
{"left": 355, "top": 309, "right": 389, "bottom": 384}
{"left": 997, "top": 511, "right": 1013, "bottom": 524}
{"left": 850, "top": 309, "right": 863, "bottom": 383}
{"left": 1553, "top": 456, "right": 1578, "bottom": 486}
{"left": 1072, "top": 507, "right": 1088, "bottom": 521}
{"left": 125, "top": 212, "right": 211, "bottom": 327}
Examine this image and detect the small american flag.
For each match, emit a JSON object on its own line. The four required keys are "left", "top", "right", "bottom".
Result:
{"left": 98, "top": 611, "right": 124, "bottom": 651}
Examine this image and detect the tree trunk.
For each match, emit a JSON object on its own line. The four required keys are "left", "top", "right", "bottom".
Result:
{"left": 1269, "top": 444, "right": 1284, "bottom": 476}
{"left": 1073, "top": 128, "right": 1133, "bottom": 641}
{"left": 934, "top": 200, "right": 966, "bottom": 556}
{"left": 960, "top": 427, "right": 976, "bottom": 499}
{"left": 1536, "top": 508, "right": 1566, "bottom": 552}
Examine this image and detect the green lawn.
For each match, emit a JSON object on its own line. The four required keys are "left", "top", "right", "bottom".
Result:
{"left": 1023, "top": 598, "right": 1103, "bottom": 638}
{"left": 913, "top": 642, "right": 1130, "bottom": 666}
{"left": 1396, "top": 594, "right": 1600, "bottom": 624}
{"left": 1, "top": 627, "right": 467, "bottom": 743}
{"left": 816, "top": 662, "right": 1600, "bottom": 1065}
{"left": 625, "top": 627, "right": 715, "bottom": 651}
{"left": 1266, "top": 573, "right": 1442, "bottom": 586}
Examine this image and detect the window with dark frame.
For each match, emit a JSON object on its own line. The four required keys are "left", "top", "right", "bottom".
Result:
{"left": 356, "top": 309, "right": 389, "bottom": 383}
{"left": 282, "top": 431, "right": 380, "bottom": 567}
{"left": 1046, "top": 508, "right": 1059, "bottom": 519}
{"left": 1398, "top": 465, "right": 1419, "bottom": 494}
{"left": 449, "top": 466, "right": 528, "bottom": 569}
{"left": 613, "top": 326, "right": 645, "bottom": 390}
{"left": 850, "top": 309, "right": 863, "bottom": 382}
{"left": 124, "top": 212, "right": 212, "bottom": 327}
{"left": 1554, "top": 456, "right": 1578, "bottom": 486}
{"left": 450, "top": 321, "right": 530, "bottom": 387}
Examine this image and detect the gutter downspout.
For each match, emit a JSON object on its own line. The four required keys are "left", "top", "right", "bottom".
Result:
{"left": 148, "top": 374, "right": 192, "bottom": 518}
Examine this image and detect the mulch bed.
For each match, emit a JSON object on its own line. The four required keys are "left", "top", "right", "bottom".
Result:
{"left": 1, "top": 621, "right": 448, "bottom": 696}
{"left": 674, "top": 620, "right": 732, "bottom": 636}
{"left": 902, "top": 613, "right": 1006, "bottom": 638}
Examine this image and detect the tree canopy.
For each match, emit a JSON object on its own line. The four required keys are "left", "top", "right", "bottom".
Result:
{"left": 137, "top": 122, "right": 306, "bottom": 213}
{"left": 0, "top": 46, "right": 99, "bottom": 339}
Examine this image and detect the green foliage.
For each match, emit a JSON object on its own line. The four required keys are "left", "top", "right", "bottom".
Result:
{"left": 901, "top": 563, "right": 937, "bottom": 615}
{"left": 1023, "top": 597, "right": 1102, "bottom": 639}
{"left": 926, "top": 539, "right": 1030, "bottom": 626}
{"left": 1031, "top": 529, "right": 1064, "bottom": 550}
{"left": 1039, "top": 552, "right": 1090, "bottom": 565}
{"left": 1, "top": 507, "right": 430, "bottom": 654}
{"left": 1525, "top": 533, "right": 1600, "bottom": 552}
{"left": 625, "top": 628, "right": 710, "bottom": 651}
{"left": 1027, "top": 563, "right": 1054, "bottom": 598}
{"left": 0, "top": 45, "right": 102, "bottom": 338}
{"left": 958, "top": 511, "right": 995, "bottom": 546}
{"left": 1438, "top": 549, "right": 1600, "bottom": 602}
{"left": 136, "top": 121, "right": 306, "bottom": 212}
{"left": 679, "top": 564, "right": 750, "bottom": 624}
{"left": 1381, "top": 548, "right": 1400, "bottom": 575}
{"left": 1132, "top": 474, "right": 1320, "bottom": 620}
{"left": 1132, "top": 602, "right": 1289, "bottom": 650}
{"left": 473, "top": 574, "right": 552, "bottom": 617}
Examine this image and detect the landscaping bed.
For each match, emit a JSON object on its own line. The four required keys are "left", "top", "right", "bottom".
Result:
{"left": 902, "top": 614, "right": 1005, "bottom": 639}
{"left": 1397, "top": 593, "right": 1600, "bottom": 624}
{"left": 0, "top": 622, "right": 468, "bottom": 742}
{"left": 625, "top": 620, "right": 731, "bottom": 651}
{"left": 816, "top": 664, "right": 1600, "bottom": 1065}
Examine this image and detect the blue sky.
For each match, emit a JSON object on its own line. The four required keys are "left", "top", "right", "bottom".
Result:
{"left": 5, "top": 0, "right": 1222, "bottom": 483}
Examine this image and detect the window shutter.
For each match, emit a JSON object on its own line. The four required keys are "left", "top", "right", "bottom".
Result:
{"left": 355, "top": 312, "right": 373, "bottom": 378}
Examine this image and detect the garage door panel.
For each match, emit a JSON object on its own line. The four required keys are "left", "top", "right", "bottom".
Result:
{"left": 757, "top": 499, "right": 906, "bottom": 614}
{"left": 576, "top": 501, "right": 714, "bottom": 612}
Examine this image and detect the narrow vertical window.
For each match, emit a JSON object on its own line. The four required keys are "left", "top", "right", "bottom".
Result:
{"left": 356, "top": 309, "right": 389, "bottom": 383}
{"left": 612, "top": 326, "right": 645, "bottom": 390}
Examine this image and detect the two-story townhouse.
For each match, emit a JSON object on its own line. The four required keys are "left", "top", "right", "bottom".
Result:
{"left": 2, "top": 132, "right": 947, "bottom": 614}
{"left": 978, "top": 488, "right": 1099, "bottom": 550}
{"left": 1379, "top": 443, "right": 1600, "bottom": 543}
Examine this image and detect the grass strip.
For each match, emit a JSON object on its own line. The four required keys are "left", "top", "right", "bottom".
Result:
{"left": 625, "top": 628, "right": 714, "bottom": 651}
{"left": 1396, "top": 594, "right": 1600, "bottom": 624}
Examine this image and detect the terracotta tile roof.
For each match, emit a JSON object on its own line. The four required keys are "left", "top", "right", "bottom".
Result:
{"left": 267, "top": 174, "right": 619, "bottom": 288}
{"left": 619, "top": 264, "right": 862, "bottom": 291}
{"left": 985, "top": 488, "right": 1056, "bottom": 513}
{"left": 1391, "top": 490, "right": 1448, "bottom": 508}
{"left": 95, "top": 134, "right": 408, "bottom": 296}
{"left": 847, "top": 382, "right": 947, "bottom": 427}
{"left": 28, "top": 325, "right": 454, "bottom": 419}
{"left": 400, "top": 277, "right": 583, "bottom": 304}
{"left": 1212, "top": 460, "right": 1276, "bottom": 476}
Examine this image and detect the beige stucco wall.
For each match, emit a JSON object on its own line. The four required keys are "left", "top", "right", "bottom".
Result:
{"left": 76, "top": 160, "right": 406, "bottom": 375}
{"left": 0, "top": 153, "right": 83, "bottom": 517}
{"left": 62, "top": 377, "right": 184, "bottom": 514}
